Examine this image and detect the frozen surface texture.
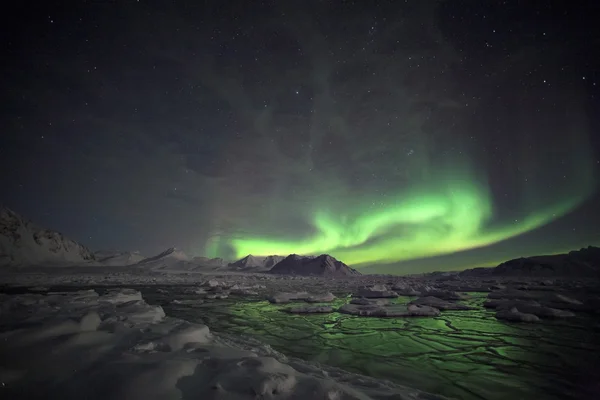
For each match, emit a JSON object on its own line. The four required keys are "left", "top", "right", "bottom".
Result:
{"left": 268, "top": 291, "right": 336, "bottom": 304}
{"left": 1, "top": 269, "right": 600, "bottom": 399}
{"left": 0, "top": 287, "right": 447, "bottom": 400}
{"left": 154, "top": 276, "right": 600, "bottom": 400}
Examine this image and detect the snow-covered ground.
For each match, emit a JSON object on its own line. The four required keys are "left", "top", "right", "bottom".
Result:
{"left": 0, "top": 287, "right": 445, "bottom": 400}
{"left": 1, "top": 267, "right": 600, "bottom": 399}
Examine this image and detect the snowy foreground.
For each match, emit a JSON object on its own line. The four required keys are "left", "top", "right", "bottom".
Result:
{"left": 0, "top": 287, "right": 446, "bottom": 400}
{"left": 2, "top": 267, "right": 600, "bottom": 399}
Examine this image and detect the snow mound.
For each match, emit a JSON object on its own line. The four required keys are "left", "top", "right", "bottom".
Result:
{"left": 484, "top": 299, "right": 575, "bottom": 318}
{"left": 355, "top": 284, "right": 398, "bottom": 298}
{"left": 495, "top": 307, "right": 540, "bottom": 323}
{"left": 286, "top": 305, "right": 334, "bottom": 314}
{"left": 268, "top": 291, "right": 336, "bottom": 304}
{"left": 409, "top": 296, "right": 474, "bottom": 310}
{"left": 339, "top": 303, "right": 440, "bottom": 317}
{"left": 0, "top": 206, "right": 96, "bottom": 267}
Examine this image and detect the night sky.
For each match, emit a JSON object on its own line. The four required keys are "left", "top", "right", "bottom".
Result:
{"left": 2, "top": 1, "right": 599, "bottom": 274}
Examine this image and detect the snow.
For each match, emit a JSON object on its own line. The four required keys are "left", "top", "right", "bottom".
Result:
{"left": 495, "top": 307, "right": 540, "bottom": 323}
{"left": 409, "top": 296, "right": 474, "bottom": 310}
{"left": 355, "top": 284, "right": 399, "bottom": 298}
{"left": 459, "top": 246, "right": 600, "bottom": 278}
{"left": 349, "top": 298, "right": 390, "bottom": 306}
{"left": 132, "top": 248, "right": 238, "bottom": 272}
{"left": 484, "top": 299, "right": 576, "bottom": 318}
{"left": 192, "top": 256, "right": 227, "bottom": 268}
{"left": 0, "top": 288, "right": 446, "bottom": 399}
{"left": 96, "top": 250, "right": 146, "bottom": 266}
{"left": 286, "top": 305, "right": 334, "bottom": 314}
{"left": 133, "top": 247, "right": 213, "bottom": 271}
{"left": 339, "top": 303, "right": 441, "bottom": 317}
{"left": 0, "top": 207, "right": 95, "bottom": 266}
{"left": 268, "top": 291, "right": 336, "bottom": 304}
{"left": 229, "top": 254, "right": 286, "bottom": 271}
{"left": 138, "top": 247, "right": 190, "bottom": 264}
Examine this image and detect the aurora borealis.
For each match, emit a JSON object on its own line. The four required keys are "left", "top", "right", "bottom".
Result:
{"left": 227, "top": 171, "right": 593, "bottom": 266}
{"left": 2, "top": 1, "right": 599, "bottom": 273}
{"left": 222, "top": 123, "right": 597, "bottom": 266}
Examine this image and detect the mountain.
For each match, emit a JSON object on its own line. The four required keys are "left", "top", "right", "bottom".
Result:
{"left": 132, "top": 248, "right": 232, "bottom": 271}
{"left": 138, "top": 247, "right": 189, "bottom": 265}
{"left": 269, "top": 254, "right": 361, "bottom": 277}
{"left": 228, "top": 254, "right": 286, "bottom": 272}
{"left": 191, "top": 256, "right": 227, "bottom": 272}
{"left": 0, "top": 207, "right": 95, "bottom": 267}
{"left": 95, "top": 250, "right": 145, "bottom": 266}
{"left": 459, "top": 246, "right": 600, "bottom": 278}
{"left": 191, "top": 256, "right": 227, "bottom": 269}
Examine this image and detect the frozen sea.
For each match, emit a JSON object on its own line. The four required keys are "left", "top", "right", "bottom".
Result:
{"left": 4, "top": 281, "right": 598, "bottom": 400}
{"left": 151, "top": 286, "right": 600, "bottom": 400}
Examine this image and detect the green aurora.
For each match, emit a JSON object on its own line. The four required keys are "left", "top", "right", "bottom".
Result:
{"left": 209, "top": 135, "right": 597, "bottom": 267}
{"left": 203, "top": 80, "right": 597, "bottom": 271}
{"left": 227, "top": 181, "right": 592, "bottom": 266}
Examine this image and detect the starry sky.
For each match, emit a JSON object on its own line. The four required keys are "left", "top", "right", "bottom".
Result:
{"left": 2, "top": 0, "right": 599, "bottom": 274}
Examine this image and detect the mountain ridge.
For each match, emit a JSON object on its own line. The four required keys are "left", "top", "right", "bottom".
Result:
{"left": 228, "top": 254, "right": 286, "bottom": 272}
{"left": 269, "top": 253, "right": 361, "bottom": 277}
{"left": 95, "top": 250, "right": 146, "bottom": 266}
{"left": 0, "top": 206, "right": 96, "bottom": 266}
{"left": 458, "top": 246, "right": 600, "bottom": 278}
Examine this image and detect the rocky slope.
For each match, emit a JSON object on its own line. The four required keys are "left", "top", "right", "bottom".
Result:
{"left": 0, "top": 206, "right": 95, "bottom": 267}
{"left": 269, "top": 254, "right": 361, "bottom": 277}
{"left": 136, "top": 247, "right": 192, "bottom": 269}
{"left": 460, "top": 246, "right": 600, "bottom": 278}
{"left": 191, "top": 256, "right": 228, "bottom": 269}
{"left": 95, "top": 250, "right": 145, "bottom": 266}
{"left": 228, "top": 254, "right": 285, "bottom": 272}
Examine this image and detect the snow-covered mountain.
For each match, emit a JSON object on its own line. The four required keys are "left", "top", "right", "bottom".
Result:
{"left": 0, "top": 206, "right": 96, "bottom": 267}
{"left": 192, "top": 256, "right": 227, "bottom": 268}
{"left": 459, "top": 246, "right": 600, "bottom": 278}
{"left": 269, "top": 254, "right": 361, "bottom": 277}
{"left": 228, "top": 254, "right": 286, "bottom": 272}
{"left": 138, "top": 247, "right": 189, "bottom": 265}
{"left": 95, "top": 250, "right": 146, "bottom": 266}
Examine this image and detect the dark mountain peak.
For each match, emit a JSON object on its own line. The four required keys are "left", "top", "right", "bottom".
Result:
{"left": 269, "top": 254, "right": 361, "bottom": 277}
